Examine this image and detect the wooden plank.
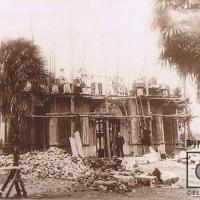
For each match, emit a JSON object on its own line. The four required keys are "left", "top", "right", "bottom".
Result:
{"left": 135, "top": 175, "right": 157, "bottom": 179}
{"left": 147, "top": 99, "right": 153, "bottom": 145}
{"left": 49, "top": 118, "right": 58, "bottom": 146}
{"left": 69, "top": 137, "right": 78, "bottom": 157}
{"left": 81, "top": 116, "right": 90, "bottom": 145}
{"left": 71, "top": 97, "right": 75, "bottom": 137}
{"left": 106, "top": 120, "right": 111, "bottom": 159}
{"left": 75, "top": 131, "right": 84, "bottom": 157}
{"left": 135, "top": 175, "right": 157, "bottom": 188}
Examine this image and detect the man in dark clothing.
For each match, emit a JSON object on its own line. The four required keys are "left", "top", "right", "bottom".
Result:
{"left": 116, "top": 132, "right": 125, "bottom": 158}
{"left": 141, "top": 127, "right": 151, "bottom": 153}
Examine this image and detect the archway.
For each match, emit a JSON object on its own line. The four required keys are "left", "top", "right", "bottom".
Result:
{"left": 94, "top": 102, "right": 123, "bottom": 157}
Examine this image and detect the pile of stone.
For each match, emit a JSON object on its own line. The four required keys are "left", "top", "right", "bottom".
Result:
{"left": 76, "top": 169, "right": 135, "bottom": 192}
{"left": 78, "top": 158, "right": 138, "bottom": 192}
{"left": 83, "top": 157, "right": 123, "bottom": 171}
{"left": 0, "top": 149, "right": 149, "bottom": 192}
{"left": 0, "top": 147, "right": 90, "bottom": 180}
{"left": 91, "top": 176, "right": 131, "bottom": 192}
{"left": 20, "top": 147, "right": 90, "bottom": 180}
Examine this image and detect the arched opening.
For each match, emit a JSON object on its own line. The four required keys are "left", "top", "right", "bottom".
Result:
{"left": 94, "top": 103, "right": 123, "bottom": 157}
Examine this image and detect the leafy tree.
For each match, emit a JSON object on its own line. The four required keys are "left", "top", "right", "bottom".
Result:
{"left": 0, "top": 38, "right": 50, "bottom": 148}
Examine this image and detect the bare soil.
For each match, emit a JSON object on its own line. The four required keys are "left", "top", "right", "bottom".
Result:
{"left": 0, "top": 159, "right": 196, "bottom": 199}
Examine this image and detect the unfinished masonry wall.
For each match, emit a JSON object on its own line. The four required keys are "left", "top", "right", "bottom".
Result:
{"left": 27, "top": 95, "right": 183, "bottom": 157}
{"left": 48, "top": 97, "right": 71, "bottom": 147}
{"left": 150, "top": 102, "right": 166, "bottom": 154}
{"left": 128, "top": 99, "right": 143, "bottom": 156}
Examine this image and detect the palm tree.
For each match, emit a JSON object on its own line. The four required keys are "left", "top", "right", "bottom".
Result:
{"left": 153, "top": 0, "right": 200, "bottom": 79}
{"left": 0, "top": 38, "right": 50, "bottom": 150}
{"left": 153, "top": 0, "right": 200, "bottom": 139}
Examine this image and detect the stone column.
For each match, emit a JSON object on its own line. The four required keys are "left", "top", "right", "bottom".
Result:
{"left": 70, "top": 96, "right": 75, "bottom": 137}
{"left": 49, "top": 118, "right": 58, "bottom": 146}
{"left": 105, "top": 99, "right": 111, "bottom": 159}
{"left": 127, "top": 99, "right": 142, "bottom": 155}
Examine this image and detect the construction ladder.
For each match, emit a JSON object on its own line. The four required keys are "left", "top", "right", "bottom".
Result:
{"left": 135, "top": 96, "right": 146, "bottom": 129}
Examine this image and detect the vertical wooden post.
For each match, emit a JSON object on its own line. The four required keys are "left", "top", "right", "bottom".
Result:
{"left": 147, "top": 99, "right": 153, "bottom": 145}
{"left": 71, "top": 96, "right": 75, "bottom": 137}
{"left": 184, "top": 120, "right": 187, "bottom": 148}
{"left": 171, "top": 108, "right": 179, "bottom": 149}
{"left": 0, "top": 114, "right": 5, "bottom": 144}
{"left": 113, "top": 122, "right": 116, "bottom": 156}
{"left": 105, "top": 99, "right": 111, "bottom": 159}
{"left": 95, "top": 120, "right": 98, "bottom": 157}
{"left": 170, "top": 118, "right": 174, "bottom": 151}
{"left": 176, "top": 108, "right": 179, "bottom": 141}
{"left": 4, "top": 118, "right": 8, "bottom": 144}
{"left": 106, "top": 119, "right": 111, "bottom": 159}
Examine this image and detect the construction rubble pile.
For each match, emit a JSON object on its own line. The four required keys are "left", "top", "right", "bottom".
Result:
{"left": 78, "top": 157, "right": 136, "bottom": 192}
{"left": 0, "top": 147, "right": 89, "bottom": 180}
{"left": 0, "top": 147, "right": 189, "bottom": 193}
{"left": 0, "top": 148, "right": 139, "bottom": 192}
{"left": 20, "top": 147, "right": 90, "bottom": 180}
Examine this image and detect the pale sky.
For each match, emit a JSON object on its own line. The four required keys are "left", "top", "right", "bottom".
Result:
{"left": 1, "top": 0, "right": 200, "bottom": 133}
{"left": 0, "top": 0, "right": 182, "bottom": 88}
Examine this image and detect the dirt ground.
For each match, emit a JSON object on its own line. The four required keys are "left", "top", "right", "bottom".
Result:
{"left": 0, "top": 159, "right": 197, "bottom": 199}
{"left": 12, "top": 188, "right": 191, "bottom": 200}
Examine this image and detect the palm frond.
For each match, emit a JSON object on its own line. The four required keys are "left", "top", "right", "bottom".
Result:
{"left": 153, "top": 0, "right": 200, "bottom": 79}
{"left": 0, "top": 38, "right": 51, "bottom": 143}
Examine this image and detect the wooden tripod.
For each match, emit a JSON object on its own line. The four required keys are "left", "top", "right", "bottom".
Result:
{"left": 0, "top": 166, "right": 27, "bottom": 198}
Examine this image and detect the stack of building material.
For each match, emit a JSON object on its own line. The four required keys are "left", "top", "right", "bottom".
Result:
{"left": 70, "top": 131, "right": 84, "bottom": 157}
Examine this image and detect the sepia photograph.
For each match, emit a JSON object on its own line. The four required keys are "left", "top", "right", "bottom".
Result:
{"left": 0, "top": 0, "right": 200, "bottom": 199}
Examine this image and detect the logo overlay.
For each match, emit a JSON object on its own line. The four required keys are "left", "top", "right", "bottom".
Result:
{"left": 186, "top": 140, "right": 200, "bottom": 196}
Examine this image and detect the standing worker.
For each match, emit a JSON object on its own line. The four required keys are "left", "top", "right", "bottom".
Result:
{"left": 116, "top": 132, "right": 125, "bottom": 158}
{"left": 141, "top": 127, "right": 151, "bottom": 153}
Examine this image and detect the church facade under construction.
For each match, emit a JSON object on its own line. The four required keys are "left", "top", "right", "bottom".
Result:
{"left": 0, "top": 75, "right": 189, "bottom": 157}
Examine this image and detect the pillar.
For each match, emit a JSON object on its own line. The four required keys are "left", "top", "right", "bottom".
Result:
{"left": 147, "top": 99, "right": 153, "bottom": 144}
{"left": 49, "top": 118, "right": 58, "bottom": 146}
{"left": 71, "top": 96, "right": 75, "bottom": 137}
{"left": 154, "top": 107, "right": 165, "bottom": 154}
{"left": 127, "top": 99, "right": 143, "bottom": 155}
{"left": 105, "top": 99, "right": 111, "bottom": 159}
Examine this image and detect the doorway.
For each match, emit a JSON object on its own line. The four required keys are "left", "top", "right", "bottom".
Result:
{"left": 95, "top": 119, "right": 120, "bottom": 157}
{"left": 109, "top": 120, "right": 120, "bottom": 157}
